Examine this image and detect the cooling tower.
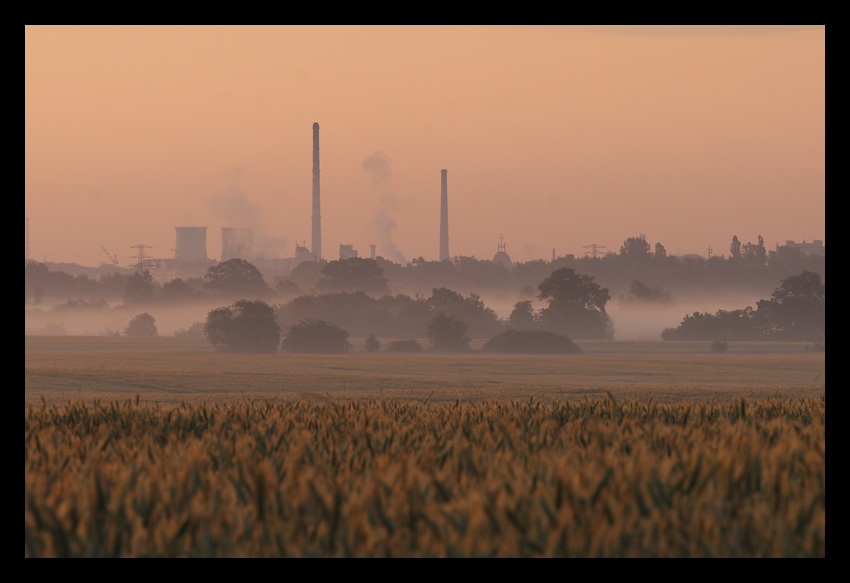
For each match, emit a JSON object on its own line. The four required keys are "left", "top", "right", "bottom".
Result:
{"left": 312, "top": 122, "right": 322, "bottom": 261}
{"left": 440, "top": 169, "right": 449, "bottom": 261}
{"left": 221, "top": 227, "right": 253, "bottom": 262}
{"left": 174, "top": 227, "right": 208, "bottom": 261}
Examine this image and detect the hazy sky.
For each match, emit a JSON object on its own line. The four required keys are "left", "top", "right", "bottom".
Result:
{"left": 25, "top": 25, "right": 825, "bottom": 267}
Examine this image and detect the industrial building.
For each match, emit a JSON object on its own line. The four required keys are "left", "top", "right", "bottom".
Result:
{"left": 339, "top": 244, "right": 358, "bottom": 260}
{"left": 776, "top": 239, "right": 825, "bottom": 257}
{"left": 221, "top": 227, "right": 254, "bottom": 262}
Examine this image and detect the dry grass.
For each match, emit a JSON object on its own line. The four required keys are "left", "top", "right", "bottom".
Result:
{"left": 25, "top": 395, "right": 825, "bottom": 557}
{"left": 25, "top": 337, "right": 825, "bottom": 407}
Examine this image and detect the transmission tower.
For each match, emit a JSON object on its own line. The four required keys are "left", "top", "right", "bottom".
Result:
{"left": 525, "top": 245, "right": 537, "bottom": 260}
{"left": 129, "top": 244, "right": 154, "bottom": 269}
{"left": 582, "top": 243, "right": 607, "bottom": 258}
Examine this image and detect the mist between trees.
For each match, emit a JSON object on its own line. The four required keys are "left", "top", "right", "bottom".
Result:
{"left": 25, "top": 236, "right": 824, "bottom": 340}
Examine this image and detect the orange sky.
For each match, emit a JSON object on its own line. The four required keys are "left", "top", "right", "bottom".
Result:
{"left": 25, "top": 25, "right": 825, "bottom": 267}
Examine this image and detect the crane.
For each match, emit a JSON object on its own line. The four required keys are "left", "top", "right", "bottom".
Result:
{"left": 100, "top": 245, "right": 119, "bottom": 265}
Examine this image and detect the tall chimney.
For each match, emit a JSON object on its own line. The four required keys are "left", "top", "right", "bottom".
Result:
{"left": 370, "top": 244, "right": 376, "bottom": 260}
{"left": 440, "top": 169, "right": 449, "bottom": 261}
{"left": 312, "top": 122, "right": 322, "bottom": 261}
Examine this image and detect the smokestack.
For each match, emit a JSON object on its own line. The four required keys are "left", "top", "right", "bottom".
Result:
{"left": 312, "top": 122, "right": 322, "bottom": 261}
{"left": 370, "top": 244, "right": 376, "bottom": 260}
{"left": 440, "top": 169, "right": 449, "bottom": 261}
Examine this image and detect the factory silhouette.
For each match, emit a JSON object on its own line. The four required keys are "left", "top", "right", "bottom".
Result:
{"left": 163, "top": 122, "right": 512, "bottom": 282}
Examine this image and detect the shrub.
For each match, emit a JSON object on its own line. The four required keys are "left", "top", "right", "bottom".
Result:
{"left": 124, "top": 313, "right": 158, "bottom": 336}
{"left": 175, "top": 322, "right": 205, "bottom": 337}
{"left": 425, "top": 312, "right": 471, "bottom": 352}
{"left": 364, "top": 334, "right": 381, "bottom": 353}
{"left": 482, "top": 330, "right": 582, "bottom": 354}
{"left": 204, "top": 300, "right": 281, "bottom": 353}
{"left": 386, "top": 339, "right": 424, "bottom": 353}
{"left": 711, "top": 340, "right": 729, "bottom": 354}
{"left": 280, "top": 319, "right": 351, "bottom": 354}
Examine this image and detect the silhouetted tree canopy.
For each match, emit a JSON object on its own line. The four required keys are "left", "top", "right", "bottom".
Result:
{"left": 537, "top": 268, "right": 611, "bottom": 339}
{"left": 204, "top": 299, "right": 281, "bottom": 353}
{"left": 482, "top": 330, "right": 581, "bottom": 354}
{"left": 662, "top": 271, "right": 825, "bottom": 341}
{"left": 203, "top": 259, "right": 270, "bottom": 297}
{"left": 386, "top": 339, "right": 424, "bottom": 352}
{"left": 620, "top": 280, "right": 674, "bottom": 305}
{"left": 124, "top": 312, "right": 158, "bottom": 336}
{"left": 159, "top": 277, "right": 195, "bottom": 303}
{"left": 425, "top": 312, "right": 471, "bottom": 352}
{"left": 316, "top": 257, "right": 390, "bottom": 296}
{"left": 124, "top": 270, "right": 156, "bottom": 304}
{"left": 364, "top": 334, "right": 381, "bottom": 353}
{"left": 755, "top": 270, "right": 824, "bottom": 341}
{"left": 280, "top": 319, "right": 351, "bottom": 354}
{"left": 508, "top": 300, "right": 536, "bottom": 330}
{"left": 426, "top": 287, "right": 502, "bottom": 338}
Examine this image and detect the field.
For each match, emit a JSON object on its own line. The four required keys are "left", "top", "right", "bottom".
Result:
{"left": 25, "top": 336, "right": 825, "bottom": 407}
{"left": 25, "top": 336, "right": 825, "bottom": 557}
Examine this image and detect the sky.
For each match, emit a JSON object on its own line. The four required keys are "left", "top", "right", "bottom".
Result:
{"left": 25, "top": 25, "right": 825, "bottom": 268}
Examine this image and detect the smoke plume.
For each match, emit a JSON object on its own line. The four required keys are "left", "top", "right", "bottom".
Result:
{"left": 362, "top": 151, "right": 394, "bottom": 186}
{"left": 373, "top": 195, "right": 406, "bottom": 264}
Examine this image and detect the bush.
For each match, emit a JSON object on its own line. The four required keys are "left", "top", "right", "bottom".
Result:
{"left": 482, "top": 330, "right": 582, "bottom": 354}
{"left": 124, "top": 313, "right": 158, "bottom": 336}
{"left": 386, "top": 339, "right": 424, "bottom": 353}
{"left": 204, "top": 300, "right": 281, "bottom": 353}
{"left": 280, "top": 319, "right": 351, "bottom": 354}
{"left": 364, "top": 334, "right": 381, "bottom": 353}
{"left": 175, "top": 322, "right": 205, "bottom": 337}
{"left": 425, "top": 312, "right": 471, "bottom": 352}
{"left": 711, "top": 340, "right": 729, "bottom": 354}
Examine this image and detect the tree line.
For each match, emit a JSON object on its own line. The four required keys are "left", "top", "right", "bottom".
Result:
{"left": 25, "top": 234, "right": 823, "bottom": 306}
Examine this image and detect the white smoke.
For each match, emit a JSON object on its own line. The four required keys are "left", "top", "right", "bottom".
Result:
{"left": 374, "top": 195, "right": 406, "bottom": 264}
{"left": 362, "top": 151, "right": 394, "bottom": 186}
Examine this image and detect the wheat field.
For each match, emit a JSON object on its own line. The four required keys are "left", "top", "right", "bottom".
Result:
{"left": 25, "top": 394, "right": 824, "bottom": 557}
{"left": 25, "top": 337, "right": 825, "bottom": 557}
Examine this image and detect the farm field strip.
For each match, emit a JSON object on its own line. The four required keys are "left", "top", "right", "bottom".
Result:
{"left": 25, "top": 396, "right": 825, "bottom": 557}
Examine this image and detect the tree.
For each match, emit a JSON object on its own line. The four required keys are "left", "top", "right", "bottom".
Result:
{"left": 654, "top": 242, "right": 667, "bottom": 259}
{"left": 203, "top": 259, "right": 270, "bottom": 297}
{"left": 275, "top": 278, "right": 301, "bottom": 298}
{"left": 425, "top": 312, "right": 471, "bottom": 351}
{"left": 537, "top": 268, "right": 611, "bottom": 339}
{"left": 508, "top": 300, "right": 536, "bottom": 330}
{"left": 619, "top": 236, "right": 651, "bottom": 262}
{"left": 730, "top": 235, "right": 742, "bottom": 260}
{"left": 623, "top": 280, "right": 674, "bottom": 305}
{"left": 280, "top": 319, "right": 351, "bottom": 354}
{"left": 124, "top": 270, "right": 156, "bottom": 304}
{"left": 426, "top": 288, "right": 502, "bottom": 338}
{"left": 365, "top": 333, "right": 381, "bottom": 352}
{"left": 482, "top": 330, "right": 581, "bottom": 354}
{"left": 124, "top": 312, "right": 158, "bottom": 336}
{"left": 316, "top": 258, "right": 390, "bottom": 296}
{"left": 160, "top": 278, "right": 195, "bottom": 303}
{"left": 204, "top": 299, "right": 281, "bottom": 353}
{"left": 756, "top": 270, "right": 825, "bottom": 341}
{"left": 742, "top": 235, "right": 767, "bottom": 266}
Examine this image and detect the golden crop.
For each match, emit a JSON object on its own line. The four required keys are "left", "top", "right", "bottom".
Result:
{"left": 25, "top": 395, "right": 824, "bottom": 557}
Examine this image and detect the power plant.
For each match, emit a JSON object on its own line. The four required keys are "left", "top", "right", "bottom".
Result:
{"left": 174, "top": 227, "right": 208, "bottom": 261}
{"left": 440, "top": 169, "right": 449, "bottom": 261}
{"left": 312, "top": 122, "right": 322, "bottom": 261}
{"left": 221, "top": 227, "right": 253, "bottom": 262}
